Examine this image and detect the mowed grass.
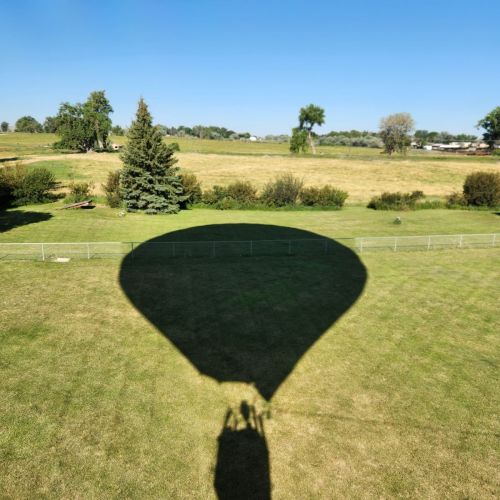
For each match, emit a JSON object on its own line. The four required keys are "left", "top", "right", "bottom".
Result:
{"left": 1, "top": 138, "right": 499, "bottom": 497}
{"left": 1, "top": 245, "right": 498, "bottom": 498}
{"left": 1, "top": 205, "right": 500, "bottom": 243}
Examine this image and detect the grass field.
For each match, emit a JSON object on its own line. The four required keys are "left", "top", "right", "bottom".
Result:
{"left": 2, "top": 133, "right": 500, "bottom": 204}
{"left": 1, "top": 206, "right": 499, "bottom": 497}
{"left": 1, "top": 135, "right": 499, "bottom": 498}
{"left": 1, "top": 205, "right": 499, "bottom": 243}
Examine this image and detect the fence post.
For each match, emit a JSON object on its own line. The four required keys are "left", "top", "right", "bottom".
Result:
{"left": 41, "top": 243, "right": 45, "bottom": 261}
{"left": 459, "top": 234, "right": 463, "bottom": 248}
{"left": 359, "top": 238, "right": 363, "bottom": 253}
{"left": 394, "top": 237, "right": 398, "bottom": 252}
{"left": 87, "top": 243, "right": 90, "bottom": 259}
{"left": 493, "top": 234, "right": 497, "bottom": 248}
{"left": 427, "top": 236, "right": 431, "bottom": 251}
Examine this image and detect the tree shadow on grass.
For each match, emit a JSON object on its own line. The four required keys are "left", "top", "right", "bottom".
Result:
{"left": 119, "top": 223, "right": 367, "bottom": 498}
{"left": 0, "top": 209, "right": 52, "bottom": 233}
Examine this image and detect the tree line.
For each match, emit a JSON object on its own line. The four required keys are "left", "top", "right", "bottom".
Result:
{"left": 2, "top": 92, "right": 499, "bottom": 157}
{"left": 289, "top": 105, "right": 500, "bottom": 155}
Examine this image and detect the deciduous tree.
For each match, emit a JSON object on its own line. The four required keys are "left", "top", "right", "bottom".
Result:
{"left": 54, "top": 90, "right": 113, "bottom": 151}
{"left": 15, "top": 116, "right": 42, "bottom": 133}
{"left": 379, "top": 113, "right": 415, "bottom": 155}
{"left": 298, "top": 104, "right": 325, "bottom": 154}
{"left": 477, "top": 106, "right": 500, "bottom": 149}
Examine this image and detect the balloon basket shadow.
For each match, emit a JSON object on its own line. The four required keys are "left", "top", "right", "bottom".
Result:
{"left": 214, "top": 401, "right": 271, "bottom": 500}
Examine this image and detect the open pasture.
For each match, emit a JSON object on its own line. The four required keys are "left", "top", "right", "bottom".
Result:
{"left": 0, "top": 205, "right": 499, "bottom": 498}
{"left": 19, "top": 151, "right": 500, "bottom": 204}
{"left": 2, "top": 133, "right": 499, "bottom": 204}
{"left": 1, "top": 135, "right": 499, "bottom": 498}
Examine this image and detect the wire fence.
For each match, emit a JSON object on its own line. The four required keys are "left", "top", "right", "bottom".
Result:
{"left": 0, "top": 239, "right": 343, "bottom": 261}
{"left": 0, "top": 233, "right": 497, "bottom": 261}
{"left": 356, "top": 233, "right": 498, "bottom": 252}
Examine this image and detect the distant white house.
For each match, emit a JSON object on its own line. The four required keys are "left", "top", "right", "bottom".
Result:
{"left": 249, "top": 136, "right": 257, "bottom": 142}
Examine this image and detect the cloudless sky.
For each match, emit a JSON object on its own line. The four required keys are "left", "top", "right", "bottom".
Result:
{"left": 1, "top": 0, "right": 499, "bottom": 135}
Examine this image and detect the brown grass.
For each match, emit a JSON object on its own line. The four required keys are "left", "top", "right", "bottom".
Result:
{"left": 21, "top": 151, "right": 500, "bottom": 203}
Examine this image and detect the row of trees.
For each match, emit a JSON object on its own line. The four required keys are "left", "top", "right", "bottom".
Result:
{"left": 289, "top": 105, "right": 500, "bottom": 155}
{"left": 156, "top": 124, "right": 251, "bottom": 140}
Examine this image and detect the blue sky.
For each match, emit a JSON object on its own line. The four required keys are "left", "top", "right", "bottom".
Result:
{"left": 1, "top": 0, "right": 499, "bottom": 135}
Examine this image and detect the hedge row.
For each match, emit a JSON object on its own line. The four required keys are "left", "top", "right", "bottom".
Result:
{"left": 367, "top": 172, "right": 500, "bottom": 210}
{"left": 181, "top": 173, "right": 348, "bottom": 209}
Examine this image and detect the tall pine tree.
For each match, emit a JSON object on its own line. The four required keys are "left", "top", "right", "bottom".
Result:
{"left": 120, "top": 99, "right": 185, "bottom": 214}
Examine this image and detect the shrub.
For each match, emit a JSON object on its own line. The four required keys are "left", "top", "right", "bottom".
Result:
{"left": 226, "top": 181, "right": 257, "bottom": 203}
{"left": 103, "top": 170, "right": 122, "bottom": 208}
{"left": 179, "top": 172, "right": 202, "bottom": 208}
{"left": 261, "top": 174, "right": 303, "bottom": 206}
{"left": 300, "top": 185, "right": 348, "bottom": 208}
{"left": 168, "top": 142, "right": 180, "bottom": 152}
{"left": 446, "top": 191, "right": 467, "bottom": 208}
{"left": 65, "top": 181, "right": 94, "bottom": 203}
{"left": 202, "top": 185, "right": 228, "bottom": 205}
{"left": 201, "top": 181, "right": 257, "bottom": 209}
{"left": 463, "top": 171, "right": 500, "bottom": 207}
{"left": 0, "top": 163, "right": 57, "bottom": 205}
{"left": 290, "top": 128, "right": 309, "bottom": 153}
{"left": 318, "top": 135, "right": 383, "bottom": 148}
{"left": 367, "top": 191, "right": 425, "bottom": 210}
{"left": 13, "top": 168, "right": 57, "bottom": 205}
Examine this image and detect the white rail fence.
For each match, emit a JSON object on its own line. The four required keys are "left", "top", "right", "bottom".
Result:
{"left": 0, "top": 233, "right": 497, "bottom": 261}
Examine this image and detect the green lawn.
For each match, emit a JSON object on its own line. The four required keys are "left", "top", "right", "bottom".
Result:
{"left": 1, "top": 234, "right": 498, "bottom": 497}
{"left": 1, "top": 205, "right": 499, "bottom": 244}
{"left": 1, "top": 177, "right": 499, "bottom": 498}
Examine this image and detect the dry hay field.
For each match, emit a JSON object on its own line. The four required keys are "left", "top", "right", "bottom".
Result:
{"left": 2, "top": 133, "right": 498, "bottom": 204}
{"left": 22, "top": 150, "right": 500, "bottom": 203}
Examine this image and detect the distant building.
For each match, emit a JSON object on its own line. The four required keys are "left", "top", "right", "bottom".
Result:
{"left": 249, "top": 136, "right": 257, "bottom": 142}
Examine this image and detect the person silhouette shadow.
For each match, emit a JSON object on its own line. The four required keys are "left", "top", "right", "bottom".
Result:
{"left": 214, "top": 401, "right": 271, "bottom": 500}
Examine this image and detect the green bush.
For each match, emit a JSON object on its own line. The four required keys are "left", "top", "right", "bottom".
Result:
{"left": 179, "top": 172, "right": 202, "bottom": 208}
{"left": 446, "top": 191, "right": 467, "bottom": 208}
{"left": 0, "top": 163, "right": 57, "bottom": 206}
{"left": 261, "top": 174, "right": 303, "bottom": 206}
{"left": 168, "top": 142, "right": 180, "bottom": 152}
{"left": 300, "top": 185, "right": 348, "bottom": 208}
{"left": 65, "top": 181, "right": 94, "bottom": 204}
{"left": 201, "top": 181, "right": 257, "bottom": 209}
{"left": 226, "top": 181, "right": 257, "bottom": 203}
{"left": 201, "top": 185, "right": 228, "bottom": 205}
{"left": 367, "top": 191, "right": 425, "bottom": 210}
{"left": 103, "top": 170, "right": 122, "bottom": 208}
{"left": 463, "top": 171, "right": 500, "bottom": 207}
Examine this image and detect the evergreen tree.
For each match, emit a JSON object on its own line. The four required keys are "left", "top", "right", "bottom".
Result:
{"left": 120, "top": 98, "right": 186, "bottom": 214}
